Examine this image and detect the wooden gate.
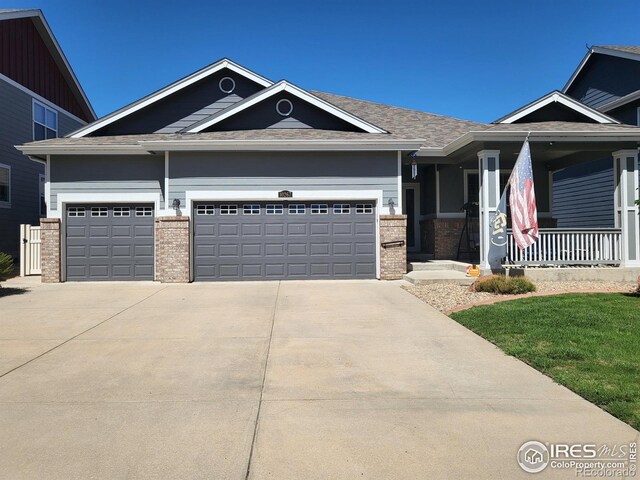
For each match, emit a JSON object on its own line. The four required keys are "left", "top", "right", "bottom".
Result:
{"left": 20, "top": 224, "right": 42, "bottom": 275}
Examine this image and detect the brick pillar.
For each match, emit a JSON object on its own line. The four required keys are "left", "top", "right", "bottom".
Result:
{"left": 379, "top": 215, "right": 407, "bottom": 280}
{"left": 155, "top": 216, "right": 190, "bottom": 283}
{"left": 40, "top": 218, "right": 61, "bottom": 283}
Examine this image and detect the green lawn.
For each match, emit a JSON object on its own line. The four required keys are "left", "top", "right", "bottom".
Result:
{"left": 450, "top": 293, "right": 640, "bottom": 430}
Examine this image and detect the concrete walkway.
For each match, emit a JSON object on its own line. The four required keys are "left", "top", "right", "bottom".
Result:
{"left": 0, "top": 278, "right": 636, "bottom": 479}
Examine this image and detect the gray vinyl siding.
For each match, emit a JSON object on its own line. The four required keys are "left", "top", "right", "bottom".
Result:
{"left": 0, "top": 78, "right": 84, "bottom": 256}
{"left": 608, "top": 99, "right": 640, "bottom": 126}
{"left": 566, "top": 54, "right": 640, "bottom": 109}
{"left": 90, "top": 71, "right": 264, "bottom": 136}
{"left": 552, "top": 158, "right": 614, "bottom": 228}
{"left": 168, "top": 151, "right": 398, "bottom": 207}
{"left": 49, "top": 155, "right": 165, "bottom": 211}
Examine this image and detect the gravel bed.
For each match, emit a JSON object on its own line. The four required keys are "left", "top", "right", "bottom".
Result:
{"left": 403, "top": 280, "right": 636, "bottom": 314}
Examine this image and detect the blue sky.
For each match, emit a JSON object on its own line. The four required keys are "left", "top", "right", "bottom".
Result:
{"left": 11, "top": 0, "right": 640, "bottom": 122}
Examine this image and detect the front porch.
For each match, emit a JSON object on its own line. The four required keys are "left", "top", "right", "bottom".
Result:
{"left": 400, "top": 131, "right": 640, "bottom": 273}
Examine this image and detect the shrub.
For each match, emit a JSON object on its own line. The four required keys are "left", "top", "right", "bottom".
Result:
{"left": 0, "top": 252, "right": 14, "bottom": 285}
{"left": 473, "top": 274, "right": 536, "bottom": 295}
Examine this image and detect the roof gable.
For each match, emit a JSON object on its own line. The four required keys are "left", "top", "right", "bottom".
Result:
{"left": 0, "top": 9, "right": 95, "bottom": 122}
{"left": 185, "top": 81, "right": 387, "bottom": 134}
{"left": 70, "top": 59, "right": 272, "bottom": 138}
{"left": 495, "top": 91, "right": 619, "bottom": 124}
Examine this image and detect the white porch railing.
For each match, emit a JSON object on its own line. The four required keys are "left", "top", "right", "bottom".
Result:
{"left": 506, "top": 228, "right": 622, "bottom": 266}
{"left": 19, "top": 224, "right": 42, "bottom": 275}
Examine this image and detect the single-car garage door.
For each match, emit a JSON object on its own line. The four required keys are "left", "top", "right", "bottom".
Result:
{"left": 65, "top": 204, "right": 154, "bottom": 281}
{"left": 193, "top": 201, "right": 376, "bottom": 281}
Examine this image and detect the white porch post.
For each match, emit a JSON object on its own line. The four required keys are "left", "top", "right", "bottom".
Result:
{"left": 478, "top": 150, "right": 500, "bottom": 269}
{"left": 613, "top": 150, "right": 640, "bottom": 267}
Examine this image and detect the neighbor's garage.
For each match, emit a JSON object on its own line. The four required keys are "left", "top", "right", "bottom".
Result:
{"left": 65, "top": 204, "right": 155, "bottom": 281}
{"left": 193, "top": 201, "right": 376, "bottom": 281}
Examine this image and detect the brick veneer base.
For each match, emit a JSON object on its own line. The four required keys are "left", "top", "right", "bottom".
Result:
{"left": 379, "top": 215, "right": 407, "bottom": 280}
{"left": 40, "top": 218, "right": 61, "bottom": 283}
{"left": 155, "top": 216, "right": 190, "bottom": 283}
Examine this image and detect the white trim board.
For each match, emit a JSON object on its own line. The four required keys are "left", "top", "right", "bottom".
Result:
{"left": 185, "top": 80, "right": 387, "bottom": 134}
{"left": 69, "top": 59, "right": 273, "bottom": 138}
{"left": 52, "top": 192, "right": 164, "bottom": 219}
{"left": 184, "top": 189, "right": 385, "bottom": 279}
{"left": 495, "top": 91, "right": 619, "bottom": 124}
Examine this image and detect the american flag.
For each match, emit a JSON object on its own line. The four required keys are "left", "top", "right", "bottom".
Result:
{"left": 509, "top": 140, "right": 538, "bottom": 249}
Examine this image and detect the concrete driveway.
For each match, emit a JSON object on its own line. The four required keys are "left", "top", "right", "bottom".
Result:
{"left": 0, "top": 278, "right": 636, "bottom": 479}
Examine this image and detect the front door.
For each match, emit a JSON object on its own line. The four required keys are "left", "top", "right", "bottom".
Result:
{"left": 402, "top": 184, "right": 420, "bottom": 252}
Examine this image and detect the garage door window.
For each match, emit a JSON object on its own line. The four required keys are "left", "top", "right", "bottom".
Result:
{"left": 333, "top": 204, "right": 350, "bottom": 214}
{"left": 289, "top": 204, "right": 305, "bottom": 214}
{"left": 243, "top": 204, "right": 260, "bottom": 215}
{"left": 220, "top": 205, "right": 238, "bottom": 215}
{"left": 113, "top": 207, "right": 130, "bottom": 217}
{"left": 356, "top": 204, "right": 373, "bottom": 214}
{"left": 91, "top": 207, "right": 108, "bottom": 217}
{"left": 311, "top": 204, "right": 328, "bottom": 214}
{"left": 136, "top": 206, "right": 153, "bottom": 217}
{"left": 196, "top": 205, "right": 214, "bottom": 215}
{"left": 266, "top": 204, "right": 283, "bottom": 215}
{"left": 68, "top": 206, "right": 85, "bottom": 217}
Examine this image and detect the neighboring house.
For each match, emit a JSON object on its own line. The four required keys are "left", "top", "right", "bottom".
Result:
{"left": 18, "top": 57, "right": 640, "bottom": 283}
{"left": 552, "top": 46, "right": 640, "bottom": 228}
{"left": 0, "top": 9, "right": 95, "bottom": 258}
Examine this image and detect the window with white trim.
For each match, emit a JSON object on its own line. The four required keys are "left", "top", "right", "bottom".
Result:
{"left": 266, "top": 204, "right": 283, "bottom": 215}
{"left": 136, "top": 206, "right": 153, "bottom": 217}
{"left": 333, "top": 204, "right": 350, "bottom": 214}
{"left": 0, "top": 164, "right": 10, "bottom": 207}
{"left": 33, "top": 101, "right": 57, "bottom": 140}
{"left": 196, "top": 205, "right": 215, "bottom": 215}
{"left": 243, "top": 204, "right": 260, "bottom": 215}
{"left": 311, "top": 203, "right": 328, "bottom": 214}
{"left": 39, "top": 174, "right": 46, "bottom": 216}
{"left": 288, "top": 204, "right": 305, "bottom": 214}
{"left": 68, "top": 206, "right": 85, "bottom": 217}
{"left": 356, "top": 204, "right": 373, "bottom": 214}
{"left": 220, "top": 204, "right": 238, "bottom": 215}
{"left": 113, "top": 206, "right": 130, "bottom": 217}
{"left": 91, "top": 207, "right": 108, "bottom": 217}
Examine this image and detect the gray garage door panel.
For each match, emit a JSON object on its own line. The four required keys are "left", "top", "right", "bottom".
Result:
{"left": 65, "top": 204, "right": 154, "bottom": 281}
{"left": 193, "top": 201, "right": 376, "bottom": 281}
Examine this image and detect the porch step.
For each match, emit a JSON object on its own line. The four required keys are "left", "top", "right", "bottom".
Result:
{"left": 407, "top": 253, "right": 434, "bottom": 262}
{"left": 407, "top": 260, "right": 471, "bottom": 273}
{"left": 404, "top": 270, "right": 475, "bottom": 286}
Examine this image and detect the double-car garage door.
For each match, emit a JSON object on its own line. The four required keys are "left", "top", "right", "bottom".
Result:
{"left": 193, "top": 201, "right": 376, "bottom": 281}
{"left": 64, "top": 200, "right": 377, "bottom": 281}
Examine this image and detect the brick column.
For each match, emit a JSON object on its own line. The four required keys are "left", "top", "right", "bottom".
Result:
{"left": 379, "top": 215, "right": 407, "bottom": 280}
{"left": 155, "top": 216, "right": 190, "bottom": 283}
{"left": 40, "top": 218, "right": 61, "bottom": 283}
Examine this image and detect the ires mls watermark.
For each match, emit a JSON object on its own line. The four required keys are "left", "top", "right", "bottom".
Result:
{"left": 517, "top": 440, "right": 637, "bottom": 476}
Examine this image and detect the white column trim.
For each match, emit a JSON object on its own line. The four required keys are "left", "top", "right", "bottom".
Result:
{"left": 396, "top": 151, "right": 403, "bottom": 214}
{"left": 477, "top": 150, "right": 501, "bottom": 269}
{"left": 613, "top": 149, "right": 640, "bottom": 266}
{"left": 45, "top": 155, "right": 51, "bottom": 217}
{"left": 164, "top": 151, "right": 170, "bottom": 211}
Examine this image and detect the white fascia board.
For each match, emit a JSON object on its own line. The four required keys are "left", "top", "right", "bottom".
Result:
{"left": 416, "top": 129, "right": 640, "bottom": 157}
{"left": 187, "top": 81, "right": 387, "bottom": 134}
{"left": 139, "top": 139, "right": 423, "bottom": 152}
{"left": 16, "top": 144, "right": 149, "bottom": 156}
{"left": 498, "top": 92, "right": 619, "bottom": 124}
{"left": 598, "top": 89, "right": 640, "bottom": 112}
{"left": 69, "top": 59, "right": 273, "bottom": 138}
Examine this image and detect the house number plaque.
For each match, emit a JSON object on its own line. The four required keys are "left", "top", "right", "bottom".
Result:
{"left": 278, "top": 190, "right": 293, "bottom": 198}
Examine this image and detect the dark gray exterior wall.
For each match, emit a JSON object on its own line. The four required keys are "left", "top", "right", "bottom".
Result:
{"left": 566, "top": 54, "right": 640, "bottom": 109}
{"left": 169, "top": 151, "right": 398, "bottom": 206}
{"left": 552, "top": 158, "right": 614, "bottom": 228}
{"left": 208, "top": 92, "right": 363, "bottom": 132}
{"left": 49, "top": 155, "right": 165, "bottom": 211}
{"left": 89, "top": 69, "right": 265, "bottom": 136}
{"left": 608, "top": 99, "right": 640, "bottom": 126}
{"left": 0, "top": 78, "right": 83, "bottom": 257}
